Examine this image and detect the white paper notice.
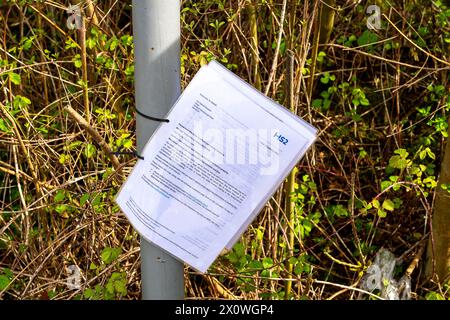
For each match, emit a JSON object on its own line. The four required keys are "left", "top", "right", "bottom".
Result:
{"left": 115, "top": 61, "right": 317, "bottom": 272}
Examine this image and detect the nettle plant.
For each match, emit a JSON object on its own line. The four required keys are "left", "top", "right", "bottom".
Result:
{"left": 223, "top": 174, "right": 317, "bottom": 298}
{"left": 83, "top": 247, "right": 127, "bottom": 300}
{"left": 313, "top": 74, "right": 370, "bottom": 125}
{"left": 180, "top": 2, "right": 237, "bottom": 74}
{"left": 358, "top": 146, "right": 437, "bottom": 219}
{"left": 290, "top": 174, "right": 320, "bottom": 240}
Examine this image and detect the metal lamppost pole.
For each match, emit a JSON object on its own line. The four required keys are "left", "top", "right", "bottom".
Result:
{"left": 132, "top": 0, "right": 184, "bottom": 299}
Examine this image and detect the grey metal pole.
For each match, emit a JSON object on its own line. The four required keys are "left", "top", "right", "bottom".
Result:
{"left": 132, "top": 0, "right": 184, "bottom": 300}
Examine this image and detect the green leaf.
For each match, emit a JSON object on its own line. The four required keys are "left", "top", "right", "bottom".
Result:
{"left": 54, "top": 190, "right": 66, "bottom": 203}
{"left": 80, "top": 193, "right": 90, "bottom": 206}
{"left": 381, "top": 180, "right": 392, "bottom": 191}
{"left": 114, "top": 279, "right": 127, "bottom": 295}
{"left": 84, "top": 144, "right": 97, "bottom": 159}
{"left": 3, "top": 268, "right": 13, "bottom": 279}
{"left": 122, "top": 139, "right": 133, "bottom": 149}
{"left": 425, "top": 292, "right": 445, "bottom": 300}
{"left": 120, "top": 35, "right": 133, "bottom": 47}
{"left": 91, "top": 192, "right": 102, "bottom": 207}
{"left": 55, "top": 204, "right": 68, "bottom": 215}
{"left": 73, "top": 54, "right": 82, "bottom": 68}
{"left": 0, "top": 119, "right": 10, "bottom": 133}
{"left": 372, "top": 199, "right": 380, "bottom": 209}
{"left": 394, "top": 148, "right": 409, "bottom": 158}
{"left": 423, "top": 176, "right": 438, "bottom": 188}
{"left": 377, "top": 209, "right": 387, "bottom": 218}
{"left": 312, "top": 99, "right": 323, "bottom": 108}
{"left": 419, "top": 149, "right": 427, "bottom": 160}
{"left": 109, "top": 37, "right": 120, "bottom": 51}
{"left": 382, "top": 199, "right": 395, "bottom": 212}
{"left": 105, "top": 281, "right": 114, "bottom": 294}
{"left": 66, "top": 141, "right": 83, "bottom": 151}
{"left": 105, "top": 272, "right": 127, "bottom": 297}
{"left": 247, "top": 260, "right": 263, "bottom": 270}
{"left": 86, "top": 37, "right": 97, "bottom": 50}
{"left": 47, "top": 290, "right": 57, "bottom": 299}
{"left": 360, "top": 98, "right": 370, "bottom": 106}
{"left": 317, "top": 51, "right": 326, "bottom": 63}
{"left": 357, "top": 30, "right": 379, "bottom": 46}
{"left": 13, "top": 95, "right": 31, "bottom": 109}
{"left": 262, "top": 257, "right": 273, "bottom": 269}
{"left": 83, "top": 288, "right": 94, "bottom": 299}
{"left": 65, "top": 39, "right": 78, "bottom": 49}
{"left": 389, "top": 155, "right": 410, "bottom": 169}
{"left": 426, "top": 148, "right": 436, "bottom": 160}
{"left": 333, "top": 204, "right": 349, "bottom": 218}
{"left": 8, "top": 72, "right": 21, "bottom": 85}
{"left": 101, "top": 247, "right": 122, "bottom": 264}
{"left": 59, "top": 154, "right": 68, "bottom": 164}
{"left": 0, "top": 275, "right": 10, "bottom": 291}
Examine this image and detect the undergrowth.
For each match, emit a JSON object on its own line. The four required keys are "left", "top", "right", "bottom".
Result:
{"left": 0, "top": 0, "right": 449, "bottom": 300}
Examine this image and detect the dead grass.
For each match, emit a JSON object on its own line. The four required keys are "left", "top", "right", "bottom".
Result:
{"left": 0, "top": 0, "right": 449, "bottom": 299}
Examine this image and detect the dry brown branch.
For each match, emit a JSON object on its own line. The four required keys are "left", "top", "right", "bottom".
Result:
{"left": 63, "top": 105, "right": 122, "bottom": 172}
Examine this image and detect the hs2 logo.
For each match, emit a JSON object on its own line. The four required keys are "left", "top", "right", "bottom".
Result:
{"left": 274, "top": 132, "right": 288, "bottom": 146}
